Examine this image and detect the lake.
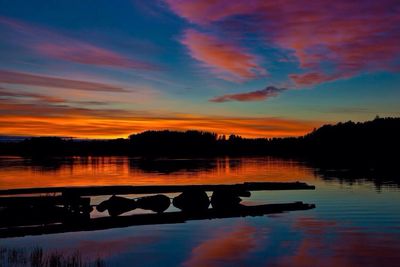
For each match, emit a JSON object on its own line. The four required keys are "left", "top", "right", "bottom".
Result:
{"left": 1, "top": 156, "right": 399, "bottom": 266}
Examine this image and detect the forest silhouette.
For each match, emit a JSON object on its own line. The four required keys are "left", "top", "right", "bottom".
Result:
{"left": 1, "top": 117, "right": 399, "bottom": 167}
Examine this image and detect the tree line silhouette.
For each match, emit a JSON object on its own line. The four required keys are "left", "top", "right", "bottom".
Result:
{"left": 1, "top": 117, "right": 399, "bottom": 167}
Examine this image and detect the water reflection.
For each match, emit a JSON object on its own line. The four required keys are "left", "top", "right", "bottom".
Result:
{"left": 1, "top": 156, "right": 400, "bottom": 266}
{"left": 0, "top": 156, "right": 398, "bottom": 190}
{"left": 314, "top": 167, "right": 400, "bottom": 190}
{"left": 267, "top": 216, "right": 400, "bottom": 267}
{"left": 0, "top": 156, "right": 316, "bottom": 189}
{"left": 129, "top": 158, "right": 220, "bottom": 174}
{"left": 183, "top": 223, "right": 259, "bottom": 267}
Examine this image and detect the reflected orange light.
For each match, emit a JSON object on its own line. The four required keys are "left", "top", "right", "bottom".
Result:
{"left": 0, "top": 157, "right": 315, "bottom": 189}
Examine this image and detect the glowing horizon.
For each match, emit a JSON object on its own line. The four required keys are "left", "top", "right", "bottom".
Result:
{"left": 1, "top": 1, "right": 399, "bottom": 138}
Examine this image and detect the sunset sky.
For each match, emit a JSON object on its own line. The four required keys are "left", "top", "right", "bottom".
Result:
{"left": 1, "top": 0, "right": 399, "bottom": 138}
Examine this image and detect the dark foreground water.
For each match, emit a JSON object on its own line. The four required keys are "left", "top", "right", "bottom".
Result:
{"left": 0, "top": 156, "right": 399, "bottom": 267}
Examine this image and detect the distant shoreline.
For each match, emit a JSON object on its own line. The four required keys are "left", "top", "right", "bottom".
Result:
{"left": 0, "top": 117, "right": 399, "bottom": 167}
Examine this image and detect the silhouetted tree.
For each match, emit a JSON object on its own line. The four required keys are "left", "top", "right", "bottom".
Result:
{"left": 0, "top": 117, "right": 399, "bottom": 164}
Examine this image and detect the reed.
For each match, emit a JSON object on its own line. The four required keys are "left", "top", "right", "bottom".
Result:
{"left": 0, "top": 247, "right": 106, "bottom": 267}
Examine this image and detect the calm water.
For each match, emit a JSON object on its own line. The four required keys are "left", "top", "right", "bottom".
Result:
{"left": 0, "top": 156, "right": 400, "bottom": 266}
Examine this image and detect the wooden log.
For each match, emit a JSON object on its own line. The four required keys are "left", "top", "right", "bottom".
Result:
{"left": 0, "top": 201, "right": 315, "bottom": 238}
{"left": 0, "top": 196, "right": 90, "bottom": 207}
{"left": 0, "top": 196, "right": 65, "bottom": 206}
{"left": 0, "top": 182, "right": 315, "bottom": 196}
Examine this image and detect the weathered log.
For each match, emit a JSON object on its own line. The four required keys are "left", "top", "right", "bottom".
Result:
{"left": 96, "top": 195, "right": 137, "bottom": 217}
{"left": 211, "top": 189, "right": 243, "bottom": 210}
{"left": 136, "top": 194, "right": 170, "bottom": 213}
{"left": 0, "top": 182, "right": 315, "bottom": 196}
{"left": 173, "top": 189, "right": 210, "bottom": 212}
{"left": 0, "top": 202, "right": 316, "bottom": 238}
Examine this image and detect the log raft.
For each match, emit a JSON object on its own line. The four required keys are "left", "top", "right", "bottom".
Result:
{"left": 0, "top": 181, "right": 315, "bottom": 196}
{"left": 0, "top": 201, "right": 315, "bottom": 238}
{"left": 0, "top": 181, "right": 316, "bottom": 238}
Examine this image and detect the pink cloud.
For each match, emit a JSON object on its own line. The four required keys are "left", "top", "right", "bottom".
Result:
{"left": 181, "top": 29, "right": 266, "bottom": 82}
{"left": 183, "top": 224, "right": 258, "bottom": 267}
{"left": 0, "top": 17, "right": 159, "bottom": 70}
{"left": 165, "top": 0, "right": 258, "bottom": 24}
{"left": 0, "top": 87, "right": 65, "bottom": 103}
{"left": 210, "top": 86, "right": 286, "bottom": 102}
{"left": 166, "top": 0, "right": 400, "bottom": 87}
{"left": 35, "top": 43, "right": 158, "bottom": 70}
{"left": 0, "top": 70, "right": 126, "bottom": 92}
{"left": 289, "top": 73, "right": 338, "bottom": 86}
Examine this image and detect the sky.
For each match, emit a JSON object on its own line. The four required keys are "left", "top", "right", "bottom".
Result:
{"left": 0, "top": 0, "right": 399, "bottom": 138}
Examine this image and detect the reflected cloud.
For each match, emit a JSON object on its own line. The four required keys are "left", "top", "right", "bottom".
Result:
{"left": 271, "top": 217, "right": 400, "bottom": 267}
{"left": 183, "top": 223, "right": 259, "bottom": 267}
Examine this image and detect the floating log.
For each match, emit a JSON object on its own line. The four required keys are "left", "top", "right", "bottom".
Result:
{"left": 0, "top": 196, "right": 65, "bottom": 206}
{"left": 0, "top": 182, "right": 315, "bottom": 196}
{"left": 172, "top": 189, "right": 210, "bottom": 212}
{"left": 0, "top": 202, "right": 316, "bottom": 238}
{"left": 0, "top": 196, "right": 90, "bottom": 207}
{"left": 96, "top": 195, "right": 136, "bottom": 217}
{"left": 0, "top": 205, "right": 87, "bottom": 228}
{"left": 136, "top": 195, "right": 170, "bottom": 213}
{"left": 211, "top": 189, "right": 244, "bottom": 210}
{"left": 0, "top": 195, "right": 91, "bottom": 227}
{"left": 0, "top": 205, "right": 65, "bottom": 227}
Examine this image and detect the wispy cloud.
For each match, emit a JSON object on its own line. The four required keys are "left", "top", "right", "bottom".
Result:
{"left": 0, "top": 16, "right": 159, "bottom": 71}
{"left": 165, "top": 0, "right": 256, "bottom": 25}
{"left": 0, "top": 98, "right": 321, "bottom": 138}
{"left": 181, "top": 29, "right": 266, "bottom": 82}
{"left": 0, "top": 87, "right": 110, "bottom": 106}
{"left": 210, "top": 86, "right": 286, "bottom": 102}
{"left": 35, "top": 43, "right": 159, "bottom": 71}
{"left": 166, "top": 0, "right": 400, "bottom": 87}
{"left": 0, "top": 87, "right": 65, "bottom": 103}
{"left": 0, "top": 70, "right": 126, "bottom": 92}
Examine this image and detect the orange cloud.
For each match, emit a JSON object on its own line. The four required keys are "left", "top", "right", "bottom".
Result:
{"left": 183, "top": 223, "right": 259, "bottom": 267}
{"left": 210, "top": 86, "right": 286, "bottom": 102}
{"left": 0, "top": 99, "right": 321, "bottom": 138}
{"left": 181, "top": 29, "right": 266, "bottom": 82}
